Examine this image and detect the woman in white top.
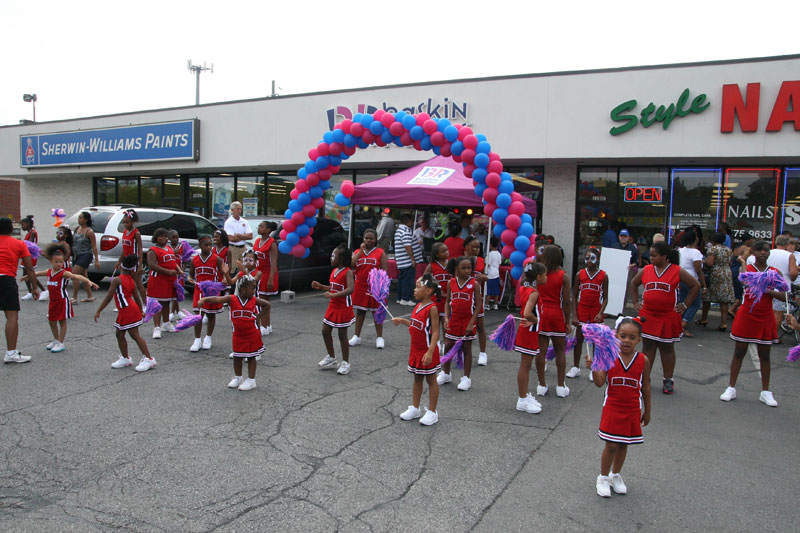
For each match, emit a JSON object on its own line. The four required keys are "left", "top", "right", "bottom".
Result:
{"left": 678, "top": 230, "right": 708, "bottom": 336}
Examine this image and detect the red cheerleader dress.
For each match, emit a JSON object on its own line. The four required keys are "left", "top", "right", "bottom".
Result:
{"left": 514, "top": 283, "right": 542, "bottom": 356}
{"left": 407, "top": 302, "right": 441, "bottom": 374}
{"left": 192, "top": 253, "right": 224, "bottom": 314}
{"left": 213, "top": 245, "right": 230, "bottom": 266}
{"left": 446, "top": 276, "right": 477, "bottom": 341}
{"left": 146, "top": 245, "right": 179, "bottom": 301}
{"left": 47, "top": 268, "right": 73, "bottom": 321}
{"left": 538, "top": 269, "right": 567, "bottom": 337}
{"left": 598, "top": 352, "right": 646, "bottom": 445}
{"left": 352, "top": 247, "right": 385, "bottom": 312}
{"left": 115, "top": 274, "right": 143, "bottom": 330}
{"left": 254, "top": 237, "right": 279, "bottom": 296}
{"left": 229, "top": 295, "right": 264, "bottom": 358}
{"left": 323, "top": 267, "right": 355, "bottom": 328}
{"left": 730, "top": 264, "right": 779, "bottom": 345}
{"left": 639, "top": 264, "right": 682, "bottom": 343}
{"left": 121, "top": 227, "right": 140, "bottom": 259}
{"left": 576, "top": 268, "right": 606, "bottom": 325}
{"left": 431, "top": 260, "right": 451, "bottom": 317}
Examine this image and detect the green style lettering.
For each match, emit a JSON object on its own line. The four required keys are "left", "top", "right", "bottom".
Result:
{"left": 609, "top": 88, "right": 709, "bottom": 135}
{"left": 609, "top": 100, "right": 639, "bottom": 136}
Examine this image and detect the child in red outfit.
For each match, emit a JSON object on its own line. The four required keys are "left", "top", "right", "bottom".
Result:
{"left": 349, "top": 229, "right": 388, "bottom": 349}
{"left": 571, "top": 247, "right": 608, "bottom": 380}
{"left": 187, "top": 235, "right": 230, "bottom": 352}
{"left": 515, "top": 261, "right": 547, "bottom": 414}
{"left": 146, "top": 229, "right": 182, "bottom": 338}
{"left": 314, "top": 244, "right": 355, "bottom": 375}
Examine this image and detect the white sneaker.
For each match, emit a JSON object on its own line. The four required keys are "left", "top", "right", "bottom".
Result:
{"left": 399, "top": 299, "right": 413, "bottom": 306}
{"left": 566, "top": 366, "right": 581, "bottom": 378}
{"left": 111, "top": 356, "right": 132, "bottom": 369}
{"left": 457, "top": 376, "right": 472, "bottom": 391}
{"left": 4, "top": 351, "right": 31, "bottom": 363}
{"left": 596, "top": 475, "right": 611, "bottom": 497}
{"left": 50, "top": 342, "right": 65, "bottom": 353}
{"left": 348, "top": 335, "right": 361, "bottom": 346}
{"left": 161, "top": 322, "right": 176, "bottom": 333}
{"left": 491, "top": 303, "right": 498, "bottom": 310}
{"left": 720, "top": 386, "right": 736, "bottom": 402}
{"left": 337, "top": 361, "right": 351, "bottom": 375}
{"left": 38, "top": 291, "right": 49, "bottom": 301}
{"left": 21, "top": 293, "right": 34, "bottom": 301}
{"left": 526, "top": 393, "right": 542, "bottom": 410}
{"left": 478, "top": 352, "right": 488, "bottom": 366}
{"left": 318, "top": 355, "right": 338, "bottom": 369}
{"left": 228, "top": 352, "right": 234, "bottom": 359}
{"left": 135, "top": 357, "right": 156, "bottom": 372}
{"left": 46, "top": 340, "right": 57, "bottom": 351}
{"left": 169, "top": 313, "right": 175, "bottom": 322}
{"left": 202, "top": 336, "right": 212, "bottom": 350}
{"left": 759, "top": 390, "right": 778, "bottom": 407}
{"left": 260, "top": 326, "right": 272, "bottom": 336}
{"left": 609, "top": 473, "right": 627, "bottom": 494}
{"left": 556, "top": 385, "right": 570, "bottom": 398}
{"left": 536, "top": 384, "right": 548, "bottom": 397}
{"left": 400, "top": 405, "right": 421, "bottom": 420}
{"left": 176, "top": 310, "right": 187, "bottom": 320}
{"left": 419, "top": 409, "right": 439, "bottom": 426}
{"left": 202, "top": 315, "right": 208, "bottom": 325}
{"left": 436, "top": 372, "right": 452, "bottom": 385}
{"left": 375, "top": 337, "right": 385, "bottom": 349}
{"left": 516, "top": 395, "right": 542, "bottom": 414}
{"left": 228, "top": 376, "right": 244, "bottom": 388}
{"left": 405, "top": 300, "right": 416, "bottom": 306}
{"left": 238, "top": 378, "right": 257, "bottom": 391}
{"left": 190, "top": 338, "right": 202, "bottom": 352}
{"left": 152, "top": 327, "right": 162, "bottom": 339}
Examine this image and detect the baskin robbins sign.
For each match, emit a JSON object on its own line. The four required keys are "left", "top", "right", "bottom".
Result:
{"left": 20, "top": 119, "right": 199, "bottom": 167}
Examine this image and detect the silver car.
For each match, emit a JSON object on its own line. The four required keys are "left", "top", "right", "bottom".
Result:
{"left": 64, "top": 205, "right": 219, "bottom": 282}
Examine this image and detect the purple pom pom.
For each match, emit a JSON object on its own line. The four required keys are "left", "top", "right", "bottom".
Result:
{"left": 367, "top": 269, "right": 391, "bottom": 324}
{"left": 198, "top": 280, "right": 226, "bottom": 297}
{"left": 739, "top": 270, "right": 790, "bottom": 311}
{"left": 143, "top": 298, "right": 162, "bottom": 323}
{"left": 583, "top": 323, "right": 619, "bottom": 371}
{"left": 174, "top": 312, "right": 203, "bottom": 331}
{"left": 24, "top": 240, "right": 40, "bottom": 259}
{"left": 545, "top": 335, "right": 577, "bottom": 361}
{"left": 180, "top": 242, "right": 194, "bottom": 265}
{"left": 174, "top": 280, "right": 185, "bottom": 302}
{"left": 787, "top": 345, "right": 800, "bottom": 362}
{"left": 440, "top": 339, "right": 463, "bottom": 368}
{"left": 489, "top": 314, "right": 517, "bottom": 351}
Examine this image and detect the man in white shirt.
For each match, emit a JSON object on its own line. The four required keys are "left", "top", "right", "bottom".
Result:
{"left": 224, "top": 201, "right": 252, "bottom": 273}
{"left": 746, "top": 234, "right": 798, "bottom": 325}
{"left": 413, "top": 217, "right": 433, "bottom": 247}
{"left": 394, "top": 213, "right": 423, "bottom": 305}
{"left": 376, "top": 211, "right": 395, "bottom": 252}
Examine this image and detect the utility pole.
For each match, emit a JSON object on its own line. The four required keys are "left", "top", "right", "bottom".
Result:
{"left": 187, "top": 60, "right": 213, "bottom": 105}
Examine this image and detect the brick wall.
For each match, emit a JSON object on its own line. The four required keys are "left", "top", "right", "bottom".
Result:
{"left": 0, "top": 179, "right": 21, "bottom": 220}
{"left": 21, "top": 176, "right": 93, "bottom": 243}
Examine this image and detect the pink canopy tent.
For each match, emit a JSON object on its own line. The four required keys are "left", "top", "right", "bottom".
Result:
{"left": 351, "top": 155, "right": 537, "bottom": 216}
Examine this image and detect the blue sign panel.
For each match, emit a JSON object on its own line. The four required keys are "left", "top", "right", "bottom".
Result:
{"left": 20, "top": 120, "right": 199, "bottom": 167}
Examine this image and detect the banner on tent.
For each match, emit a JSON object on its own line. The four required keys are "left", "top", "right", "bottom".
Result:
{"left": 407, "top": 166, "right": 455, "bottom": 186}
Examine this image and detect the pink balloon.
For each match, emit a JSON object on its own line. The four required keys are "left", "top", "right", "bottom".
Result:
{"left": 440, "top": 143, "right": 452, "bottom": 157}
{"left": 329, "top": 143, "right": 343, "bottom": 156}
{"left": 328, "top": 165, "right": 340, "bottom": 175}
{"left": 423, "top": 120, "right": 437, "bottom": 135}
{"left": 301, "top": 235, "right": 314, "bottom": 248}
{"left": 483, "top": 188, "right": 499, "bottom": 204}
{"left": 290, "top": 189, "right": 299, "bottom": 200}
{"left": 389, "top": 122, "right": 404, "bottom": 136}
{"left": 350, "top": 123, "right": 364, "bottom": 137}
{"left": 291, "top": 244, "right": 305, "bottom": 257}
{"left": 413, "top": 140, "right": 423, "bottom": 151}
{"left": 489, "top": 152, "right": 501, "bottom": 161}
{"left": 318, "top": 169, "right": 332, "bottom": 180}
{"left": 508, "top": 201, "right": 525, "bottom": 216}
{"left": 502, "top": 244, "right": 515, "bottom": 257}
{"left": 302, "top": 204, "right": 316, "bottom": 218}
{"left": 373, "top": 109, "right": 385, "bottom": 121}
{"left": 381, "top": 113, "right": 395, "bottom": 127}
{"left": 463, "top": 164, "right": 475, "bottom": 178}
{"left": 452, "top": 154, "right": 462, "bottom": 163}
{"left": 501, "top": 229, "right": 518, "bottom": 245}
{"left": 308, "top": 148, "right": 319, "bottom": 161}
{"left": 430, "top": 131, "right": 445, "bottom": 146}
{"left": 374, "top": 137, "right": 387, "bottom": 147}
{"left": 461, "top": 149, "right": 476, "bottom": 165}
{"left": 505, "top": 214, "right": 521, "bottom": 230}
{"left": 295, "top": 180, "right": 309, "bottom": 193}
{"left": 291, "top": 211, "right": 305, "bottom": 225}
{"left": 484, "top": 203, "right": 496, "bottom": 217}
{"left": 526, "top": 244, "right": 537, "bottom": 257}
{"left": 283, "top": 220, "right": 296, "bottom": 232}
{"left": 511, "top": 192, "right": 522, "bottom": 202}
{"left": 306, "top": 173, "right": 320, "bottom": 187}
{"left": 487, "top": 160, "right": 503, "bottom": 174}
{"left": 343, "top": 146, "right": 356, "bottom": 156}
{"left": 279, "top": 229, "right": 287, "bottom": 240}
{"left": 340, "top": 119, "right": 353, "bottom": 133}
{"left": 400, "top": 133, "right": 412, "bottom": 146}
{"left": 341, "top": 180, "right": 355, "bottom": 197}
{"left": 415, "top": 112, "right": 430, "bottom": 125}
{"left": 486, "top": 172, "right": 501, "bottom": 188}
{"left": 317, "top": 143, "right": 330, "bottom": 156}
{"left": 311, "top": 197, "right": 325, "bottom": 209}
{"left": 463, "top": 135, "right": 478, "bottom": 150}
{"left": 457, "top": 126, "right": 474, "bottom": 141}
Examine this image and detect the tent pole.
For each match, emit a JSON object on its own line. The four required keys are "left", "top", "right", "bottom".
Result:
{"left": 347, "top": 205, "right": 354, "bottom": 249}
{"left": 484, "top": 216, "right": 492, "bottom": 309}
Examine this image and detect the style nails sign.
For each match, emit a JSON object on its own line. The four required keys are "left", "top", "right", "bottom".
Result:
{"left": 609, "top": 80, "right": 800, "bottom": 136}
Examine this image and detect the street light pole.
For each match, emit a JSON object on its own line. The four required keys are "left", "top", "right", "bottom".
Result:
{"left": 23, "top": 94, "right": 37, "bottom": 122}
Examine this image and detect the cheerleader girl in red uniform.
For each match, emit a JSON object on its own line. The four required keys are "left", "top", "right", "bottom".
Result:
{"left": 253, "top": 221, "right": 279, "bottom": 336}
{"left": 720, "top": 240, "right": 787, "bottom": 407}
{"left": 534, "top": 245, "right": 573, "bottom": 398}
{"left": 168, "top": 230, "right": 192, "bottom": 320}
{"left": 630, "top": 241, "right": 699, "bottom": 395}
{"left": 571, "top": 248, "right": 608, "bottom": 380}
{"left": 464, "top": 236, "right": 490, "bottom": 366}
{"left": 392, "top": 274, "right": 442, "bottom": 426}
{"left": 213, "top": 229, "right": 232, "bottom": 270}
{"left": 199, "top": 276, "right": 270, "bottom": 391}
{"left": 20, "top": 215, "right": 45, "bottom": 300}
{"left": 23, "top": 245, "right": 97, "bottom": 353}
{"left": 314, "top": 244, "right": 355, "bottom": 375}
{"left": 515, "top": 261, "right": 547, "bottom": 414}
{"left": 349, "top": 229, "right": 388, "bottom": 349}
{"left": 187, "top": 235, "right": 230, "bottom": 352}
{"left": 94, "top": 254, "right": 156, "bottom": 372}
{"left": 424, "top": 242, "right": 450, "bottom": 353}
{"left": 114, "top": 209, "right": 145, "bottom": 300}
{"left": 146, "top": 229, "right": 182, "bottom": 339}
{"left": 592, "top": 317, "right": 651, "bottom": 497}
{"left": 437, "top": 256, "right": 481, "bottom": 391}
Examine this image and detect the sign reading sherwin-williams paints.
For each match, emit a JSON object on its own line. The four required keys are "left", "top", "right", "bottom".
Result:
{"left": 609, "top": 89, "right": 709, "bottom": 136}
{"left": 20, "top": 120, "right": 199, "bottom": 167}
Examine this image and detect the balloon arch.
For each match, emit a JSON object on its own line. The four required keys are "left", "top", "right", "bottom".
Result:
{"left": 279, "top": 111, "right": 536, "bottom": 279}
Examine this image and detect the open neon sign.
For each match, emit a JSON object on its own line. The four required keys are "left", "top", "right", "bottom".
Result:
{"left": 624, "top": 186, "right": 663, "bottom": 202}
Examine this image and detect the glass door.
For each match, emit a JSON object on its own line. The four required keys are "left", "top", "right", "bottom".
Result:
{"left": 723, "top": 168, "right": 781, "bottom": 242}
{"left": 668, "top": 169, "right": 722, "bottom": 243}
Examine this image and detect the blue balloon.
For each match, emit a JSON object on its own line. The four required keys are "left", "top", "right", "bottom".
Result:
{"left": 511, "top": 266, "right": 523, "bottom": 280}
{"left": 304, "top": 160, "right": 317, "bottom": 173}
{"left": 437, "top": 118, "right": 451, "bottom": 131}
{"left": 493, "top": 223, "right": 506, "bottom": 237}
{"left": 514, "top": 236, "right": 530, "bottom": 251}
{"left": 278, "top": 240, "right": 292, "bottom": 254}
{"left": 298, "top": 192, "right": 311, "bottom": 206}
{"left": 285, "top": 232, "right": 300, "bottom": 246}
{"left": 521, "top": 213, "right": 533, "bottom": 225}
{"left": 420, "top": 137, "right": 432, "bottom": 151}
{"left": 284, "top": 209, "right": 292, "bottom": 219}
{"left": 323, "top": 131, "right": 334, "bottom": 144}
{"left": 297, "top": 168, "right": 308, "bottom": 179}
{"left": 500, "top": 171, "right": 513, "bottom": 182}
{"left": 472, "top": 168, "right": 487, "bottom": 183}
{"left": 295, "top": 224, "right": 310, "bottom": 237}
{"left": 476, "top": 141, "right": 491, "bottom": 154}
{"left": 319, "top": 179, "right": 331, "bottom": 191}
{"left": 288, "top": 200, "right": 302, "bottom": 212}
{"left": 360, "top": 114, "right": 373, "bottom": 127}
{"left": 432, "top": 146, "right": 441, "bottom": 155}
{"left": 496, "top": 193, "right": 512, "bottom": 209}
{"left": 340, "top": 152, "right": 350, "bottom": 160}
{"left": 369, "top": 121, "right": 384, "bottom": 135}
{"left": 409, "top": 125, "right": 425, "bottom": 140}
{"left": 381, "top": 130, "right": 394, "bottom": 143}
{"left": 343, "top": 134, "right": 357, "bottom": 147}
{"left": 315, "top": 156, "right": 329, "bottom": 169}
{"left": 474, "top": 153, "right": 490, "bottom": 168}
{"left": 329, "top": 155, "right": 342, "bottom": 166}
{"left": 306, "top": 216, "right": 318, "bottom": 228}
{"left": 302, "top": 248, "right": 310, "bottom": 259}
{"left": 352, "top": 113, "right": 363, "bottom": 123}
{"left": 309, "top": 186, "right": 323, "bottom": 199}
{"left": 492, "top": 208, "right": 508, "bottom": 224}
{"left": 444, "top": 125, "right": 459, "bottom": 142}
{"left": 476, "top": 134, "right": 487, "bottom": 142}
{"left": 475, "top": 183, "right": 488, "bottom": 197}
{"left": 357, "top": 138, "right": 369, "bottom": 149}
{"left": 451, "top": 141, "right": 464, "bottom": 156}
{"left": 402, "top": 115, "right": 417, "bottom": 129}
{"left": 498, "top": 180, "right": 514, "bottom": 195}
{"left": 518, "top": 223, "right": 534, "bottom": 237}
{"left": 510, "top": 251, "right": 526, "bottom": 266}
{"left": 395, "top": 111, "right": 407, "bottom": 123}
{"left": 332, "top": 129, "right": 345, "bottom": 143}
{"left": 394, "top": 138, "right": 405, "bottom": 147}
{"left": 335, "top": 193, "right": 350, "bottom": 207}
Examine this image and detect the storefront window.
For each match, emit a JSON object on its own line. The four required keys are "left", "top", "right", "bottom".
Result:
{"left": 236, "top": 175, "right": 265, "bottom": 217}
{"left": 209, "top": 175, "right": 234, "bottom": 228}
{"left": 140, "top": 177, "right": 162, "bottom": 207}
{"left": 95, "top": 177, "right": 116, "bottom": 205}
{"left": 324, "top": 170, "right": 354, "bottom": 231}
{"left": 723, "top": 168, "right": 781, "bottom": 242}
{"left": 618, "top": 168, "right": 668, "bottom": 248}
{"left": 508, "top": 167, "right": 544, "bottom": 234}
{"left": 576, "top": 168, "right": 618, "bottom": 267}
{"left": 188, "top": 176, "right": 208, "bottom": 218}
{"left": 668, "top": 169, "right": 722, "bottom": 242}
{"left": 162, "top": 176, "right": 182, "bottom": 210}
{"left": 781, "top": 168, "right": 800, "bottom": 236}
{"left": 118, "top": 178, "right": 138, "bottom": 205}
{"left": 266, "top": 173, "right": 294, "bottom": 216}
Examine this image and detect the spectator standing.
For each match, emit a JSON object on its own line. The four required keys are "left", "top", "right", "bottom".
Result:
{"left": 224, "top": 202, "right": 252, "bottom": 273}
{"left": 696, "top": 232, "right": 735, "bottom": 330}
{"left": 609, "top": 229, "right": 640, "bottom": 302}
{"left": 677, "top": 231, "right": 707, "bottom": 336}
{"left": 376, "top": 210, "right": 395, "bottom": 252}
{"left": 0, "top": 217, "right": 38, "bottom": 363}
{"left": 443, "top": 222, "right": 465, "bottom": 259}
{"left": 394, "top": 213, "right": 423, "bottom": 306}
{"left": 413, "top": 216, "right": 433, "bottom": 248}
{"left": 474, "top": 223, "right": 488, "bottom": 255}
{"left": 458, "top": 215, "right": 473, "bottom": 239}
{"left": 601, "top": 223, "right": 618, "bottom": 248}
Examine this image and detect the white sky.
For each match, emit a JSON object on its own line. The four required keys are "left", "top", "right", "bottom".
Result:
{"left": 1, "top": 0, "right": 797, "bottom": 126}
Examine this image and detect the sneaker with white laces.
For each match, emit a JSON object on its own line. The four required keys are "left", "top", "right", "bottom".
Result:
{"left": 348, "top": 335, "right": 361, "bottom": 346}
{"left": 46, "top": 340, "right": 56, "bottom": 351}
{"left": 260, "top": 326, "right": 271, "bottom": 336}
{"left": 609, "top": 472, "right": 627, "bottom": 494}
{"left": 135, "top": 357, "right": 156, "bottom": 372}
{"left": 50, "top": 342, "right": 65, "bottom": 353}
{"left": 566, "top": 366, "right": 581, "bottom": 378}
{"left": 202, "top": 315, "right": 208, "bottom": 325}
{"left": 478, "top": 352, "right": 488, "bottom": 366}
{"left": 161, "top": 322, "right": 176, "bottom": 333}
{"left": 4, "top": 351, "right": 31, "bottom": 363}
{"left": 556, "top": 385, "right": 570, "bottom": 398}
{"left": 457, "top": 376, "right": 472, "bottom": 391}
{"left": 202, "top": 336, "right": 212, "bottom": 350}
{"left": 176, "top": 310, "right": 187, "bottom": 320}
{"left": 152, "top": 327, "right": 162, "bottom": 339}
{"left": 405, "top": 300, "right": 416, "bottom": 307}
{"left": 400, "top": 405, "right": 421, "bottom": 420}
{"left": 190, "top": 338, "right": 202, "bottom": 352}
{"left": 111, "top": 356, "right": 133, "bottom": 369}
{"left": 516, "top": 395, "right": 542, "bottom": 414}
{"left": 436, "top": 371, "right": 452, "bottom": 385}
{"left": 596, "top": 475, "right": 612, "bottom": 497}
{"left": 419, "top": 409, "right": 439, "bottom": 426}
{"left": 38, "top": 292, "right": 49, "bottom": 301}
{"left": 376, "top": 337, "right": 385, "bottom": 349}
{"left": 536, "top": 384, "right": 548, "bottom": 397}
{"left": 337, "top": 361, "right": 351, "bottom": 375}
{"left": 238, "top": 378, "right": 257, "bottom": 391}
{"left": 526, "top": 393, "right": 542, "bottom": 410}
{"left": 318, "top": 355, "right": 338, "bottom": 369}
{"left": 759, "top": 390, "right": 778, "bottom": 407}
{"left": 228, "top": 376, "right": 244, "bottom": 388}
{"left": 21, "top": 293, "right": 34, "bottom": 301}
{"left": 720, "top": 386, "right": 736, "bottom": 402}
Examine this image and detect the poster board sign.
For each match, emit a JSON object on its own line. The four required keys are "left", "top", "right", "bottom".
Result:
{"left": 242, "top": 197, "right": 258, "bottom": 217}
{"left": 598, "top": 247, "right": 633, "bottom": 316}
